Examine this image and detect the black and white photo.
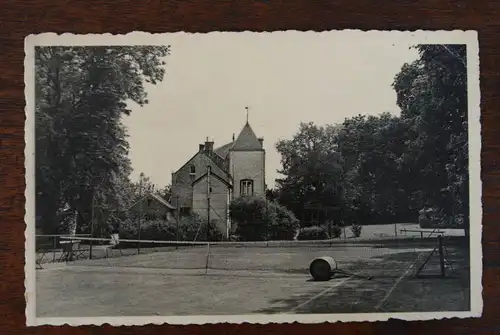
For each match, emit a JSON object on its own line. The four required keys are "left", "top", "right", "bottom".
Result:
{"left": 24, "top": 30, "right": 482, "bottom": 326}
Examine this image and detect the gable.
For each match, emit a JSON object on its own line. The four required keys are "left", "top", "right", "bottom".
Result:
{"left": 129, "top": 193, "right": 175, "bottom": 211}
{"left": 173, "top": 150, "right": 231, "bottom": 184}
{"left": 231, "top": 122, "right": 263, "bottom": 151}
{"left": 192, "top": 171, "right": 233, "bottom": 188}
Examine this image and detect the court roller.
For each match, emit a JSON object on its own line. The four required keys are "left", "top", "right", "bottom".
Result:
{"left": 309, "top": 256, "right": 373, "bottom": 281}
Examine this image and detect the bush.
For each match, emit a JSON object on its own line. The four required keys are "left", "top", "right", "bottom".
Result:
{"left": 197, "top": 219, "right": 226, "bottom": 242}
{"left": 119, "top": 218, "right": 139, "bottom": 240}
{"left": 330, "top": 224, "right": 342, "bottom": 238}
{"left": 229, "top": 234, "right": 240, "bottom": 241}
{"left": 118, "top": 212, "right": 225, "bottom": 242}
{"left": 297, "top": 226, "right": 329, "bottom": 240}
{"left": 119, "top": 218, "right": 176, "bottom": 241}
{"left": 230, "top": 196, "right": 267, "bottom": 241}
{"left": 267, "top": 202, "right": 300, "bottom": 240}
{"left": 141, "top": 220, "right": 177, "bottom": 241}
{"left": 230, "top": 196, "right": 300, "bottom": 241}
{"left": 350, "top": 224, "right": 362, "bottom": 238}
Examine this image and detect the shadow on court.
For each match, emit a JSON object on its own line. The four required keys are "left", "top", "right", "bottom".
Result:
{"left": 256, "top": 246, "right": 470, "bottom": 314}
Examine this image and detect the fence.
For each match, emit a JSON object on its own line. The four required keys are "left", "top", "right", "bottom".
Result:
{"left": 35, "top": 234, "right": 91, "bottom": 267}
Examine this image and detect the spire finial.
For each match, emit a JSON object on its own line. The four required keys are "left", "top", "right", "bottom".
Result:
{"left": 245, "top": 106, "right": 249, "bottom": 124}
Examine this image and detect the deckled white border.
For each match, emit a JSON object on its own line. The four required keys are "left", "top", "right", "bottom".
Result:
{"left": 24, "top": 30, "right": 482, "bottom": 327}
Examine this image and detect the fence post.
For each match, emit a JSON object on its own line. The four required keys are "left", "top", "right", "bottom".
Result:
{"left": 90, "top": 190, "right": 95, "bottom": 260}
{"left": 175, "top": 196, "right": 180, "bottom": 250}
{"left": 52, "top": 236, "right": 56, "bottom": 262}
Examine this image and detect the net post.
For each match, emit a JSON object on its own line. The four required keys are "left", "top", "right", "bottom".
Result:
{"left": 205, "top": 242, "right": 211, "bottom": 275}
{"left": 415, "top": 246, "right": 436, "bottom": 277}
{"left": 438, "top": 235, "right": 446, "bottom": 277}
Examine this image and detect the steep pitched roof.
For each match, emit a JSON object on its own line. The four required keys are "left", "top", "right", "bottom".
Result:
{"left": 150, "top": 193, "right": 175, "bottom": 209}
{"left": 214, "top": 141, "right": 234, "bottom": 158}
{"left": 231, "top": 122, "right": 263, "bottom": 151}
{"left": 129, "top": 193, "right": 175, "bottom": 210}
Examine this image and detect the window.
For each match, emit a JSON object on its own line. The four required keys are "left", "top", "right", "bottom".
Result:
{"left": 190, "top": 165, "right": 196, "bottom": 174}
{"left": 240, "top": 179, "right": 254, "bottom": 196}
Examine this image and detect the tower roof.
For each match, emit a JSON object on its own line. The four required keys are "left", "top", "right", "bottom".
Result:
{"left": 231, "top": 122, "right": 263, "bottom": 151}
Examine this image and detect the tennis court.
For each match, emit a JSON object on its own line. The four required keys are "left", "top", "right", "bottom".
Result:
{"left": 36, "top": 237, "right": 471, "bottom": 317}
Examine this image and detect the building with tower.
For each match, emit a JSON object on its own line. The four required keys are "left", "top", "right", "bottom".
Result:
{"left": 170, "top": 119, "right": 266, "bottom": 238}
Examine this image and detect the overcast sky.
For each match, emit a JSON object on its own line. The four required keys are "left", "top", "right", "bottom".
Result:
{"left": 123, "top": 31, "right": 420, "bottom": 188}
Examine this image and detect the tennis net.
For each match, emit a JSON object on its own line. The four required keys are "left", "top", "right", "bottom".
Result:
{"left": 34, "top": 235, "right": 448, "bottom": 278}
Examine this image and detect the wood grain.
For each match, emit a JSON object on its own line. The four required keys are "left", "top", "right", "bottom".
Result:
{"left": 1, "top": 0, "right": 499, "bottom": 334}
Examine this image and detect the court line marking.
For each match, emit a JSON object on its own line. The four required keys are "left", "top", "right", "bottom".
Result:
{"left": 289, "top": 270, "right": 366, "bottom": 313}
{"left": 374, "top": 252, "right": 427, "bottom": 311}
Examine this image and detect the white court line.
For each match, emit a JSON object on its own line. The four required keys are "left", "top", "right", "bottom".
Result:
{"left": 374, "top": 252, "right": 426, "bottom": 311}
{"left": 289, "top": 270, "right": 365, "bottom": 313}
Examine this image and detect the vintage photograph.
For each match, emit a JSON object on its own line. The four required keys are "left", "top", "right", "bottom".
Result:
{"left": 24, "top": 30, "right": 482, "bottom": 326}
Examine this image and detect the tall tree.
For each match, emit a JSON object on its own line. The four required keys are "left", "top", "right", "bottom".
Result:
{"left": 336, "top": 113, "right": 411, "bottom": 224}
{"left": 275, "top": 122, "right": 344, "bottom": 225}
{"left": 393, "top": 44, "right": 468, "bottom": 233}
{"left": 35, "top": 45, "right": 171, "bottom": 234}
{"left": 129, "top": 173, "right": 157, "bottom": 203}
{"left": 159, "top": 184, "right": 172, "bottom": 201}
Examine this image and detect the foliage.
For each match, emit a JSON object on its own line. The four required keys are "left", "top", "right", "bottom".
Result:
{"left": 271, "top": 44, "right": 469, "bottom": 237}
{"left": 35, "top": 45, "right": 170, "bottom": 234}
{"left": 330, "top": 224, "right": 342, "bottom": 239}
{"left": 296, "top": 226, "right": 329, "bottom": 240}
{"left": 336, "top": 113, "right": 413, "bottom": 224}
{"left": 140, "top": 220, "right": 178, "bottom": 241}
{"left": 267, "top": 201, "right": 300, "bottom": 240}
{"left": 230, "top": 196, "right": 267, "bottom": 241}
{"left": 118, "top": 212, "right": 223, "bottom": 242}
{"left": 392, "top": 44, "right": 468, "bottom": 233}
{"left": 129, "top": 173, "right": 157, "bottom": 204}
{"left": 229, "top": 195, "right": 299, "bottom": 241}
{"left": 274, "top": 122, "right": 344, "bottom": 225}
{"left": 159, "top": 184, "right": 173, "bottom": 202}
{"left": 350, "top": 224, "right": 362, "bottom": 238}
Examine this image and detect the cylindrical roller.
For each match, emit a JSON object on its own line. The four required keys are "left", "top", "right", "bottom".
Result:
{"left": 309, "top": 256, "right": 337, "bottom": 281}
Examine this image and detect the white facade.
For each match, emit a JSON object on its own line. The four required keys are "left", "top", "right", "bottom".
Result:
{"left": 171, "top": 121, "right": 266, "bottom": 238}
{"left": 192, "top": 173, "right": 230, "bottom": 234}
{"left": 229, "top": 150, "right": 266, "bottom": 198}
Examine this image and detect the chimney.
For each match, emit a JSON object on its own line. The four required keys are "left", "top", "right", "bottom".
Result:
{"left": 199, "top": 144, "right": 205, "bottom": 151}
{"left": 205, "top": 140, "right": 214, "bottom": 152}
{"left": 258, "top": 137, "right": 264, "bottom": 147}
